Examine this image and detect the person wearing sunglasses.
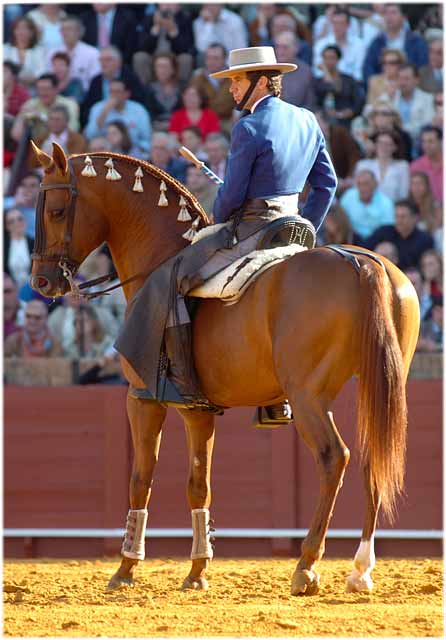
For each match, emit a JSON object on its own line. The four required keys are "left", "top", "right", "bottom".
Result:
{"left": 366, "top": 48, "right": 406, "bottom": 105}
{"left": 4, "top": 299, "right": 63, "bottom": 358}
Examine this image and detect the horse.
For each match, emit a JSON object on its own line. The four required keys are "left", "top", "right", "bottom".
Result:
{"left": 30, "top": 141, "right": 420, "bottom": 595}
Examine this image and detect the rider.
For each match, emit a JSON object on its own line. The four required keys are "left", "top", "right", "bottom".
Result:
{"left": 164, "top": 47, "right": 338, "bottom": 414}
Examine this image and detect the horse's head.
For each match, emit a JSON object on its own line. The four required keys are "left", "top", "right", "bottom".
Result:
{"left": 30, "top": 141, "right": 108, "bottom": 297}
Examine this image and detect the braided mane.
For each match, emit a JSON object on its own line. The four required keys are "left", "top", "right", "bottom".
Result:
{"left": 69, "top": 151, "right": 210, "bottom": 224}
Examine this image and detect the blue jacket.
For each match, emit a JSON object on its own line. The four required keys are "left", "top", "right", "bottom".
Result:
{"left": 363, "top": 29, "right": 429, "bottom": 83}
{"left": 213, "top": 96, "right": 337, "bottom": 230}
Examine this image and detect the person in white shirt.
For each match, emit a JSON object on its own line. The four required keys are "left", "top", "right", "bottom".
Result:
{"left": 26, "top": 4, "right": 67, "bottom": 50}
{"left": 354, "top": 130, "right": 410, "bottom": 202}
{"left": 4, "top": 208, "right": 33, "bottom": 289}
{"left": 193, "top": 4, "right": 248, "bottom": 60}
{"left": 3, "top": 15, "right": 46, "bottom": 87}
{"left": 204, "top": 132, "right": 229, "bottom": 181}
{"left": 47, "top": 16, "right": 101, "bottom": 92}
{"left": 312, "top": 5, "right": 361, "bottom": 42}
{"left": 392, "top": 64, "right": 435, "bottom": 140}
{"left": 313, "top": 9, "right": 366, "bottom": 82}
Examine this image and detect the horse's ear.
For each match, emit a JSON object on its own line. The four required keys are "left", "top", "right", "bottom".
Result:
{"left": 30, "top": 140, "right": 53, "bottom": 170}
{"left": 52, "top": 142, "right": 68, "bottom": 176}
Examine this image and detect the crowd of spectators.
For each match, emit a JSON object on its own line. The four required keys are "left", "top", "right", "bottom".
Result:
{"left": 3, "top": 3, "right": 443, "bottom": 369}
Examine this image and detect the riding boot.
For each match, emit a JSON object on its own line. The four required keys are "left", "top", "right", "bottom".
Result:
{"left": 164, "top": 324, "right": 220, "bottom": 413}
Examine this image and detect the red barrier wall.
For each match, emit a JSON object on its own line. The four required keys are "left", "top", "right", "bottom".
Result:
{"left": 4, "top": 380, "right": 442, "bottom": 558}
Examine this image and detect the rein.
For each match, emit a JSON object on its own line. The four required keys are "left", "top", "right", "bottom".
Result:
{"left": 33, "top": 160, "right": 147, "bottom": 300}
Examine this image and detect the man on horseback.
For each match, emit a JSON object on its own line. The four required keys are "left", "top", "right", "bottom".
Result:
{"left": 162, "top": 47, "right": 338, "bottom": 414}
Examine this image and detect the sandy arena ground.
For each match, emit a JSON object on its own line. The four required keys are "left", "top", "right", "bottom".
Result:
{"left": 3, "top": 557, "right": 443, "bottom": 637}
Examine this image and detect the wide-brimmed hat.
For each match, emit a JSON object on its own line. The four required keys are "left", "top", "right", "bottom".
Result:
{"left": 210, "top": 46, "right": 297, "bottom": 79}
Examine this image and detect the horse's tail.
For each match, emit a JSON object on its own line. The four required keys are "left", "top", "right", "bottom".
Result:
{"left": 358, "top": 260, "right": 407, "bottom": 521}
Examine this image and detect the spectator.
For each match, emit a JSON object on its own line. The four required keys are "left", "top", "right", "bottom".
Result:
{"left": 313, "top": 9, "right": 366, "bottom": 82}
{"left": 134, "top": 3, "right": 195, "bottom": 86}
{"left": 354, "top": 130, "right": 410, "bottom": 201}
{"left": 340, "top": 170, "right": 395, "bottom": 242}
{"left": 4, "top": 299, "right": 63, "bottom": 358}
{"left": 348, "top": 4, "right": 386, "bottom": 48}
{"left": 3, "top": 172, "right": 40, "bottom": 239}
{"left": 88, "top": 136, "right": 111, "bottom": 153}
{"left": 268, "top": 12, "right": 312, "bottom": 66}
{"left": 320, "top": 203, "right": 359, "bottom": 245}
{"left": 106, "top": 120, "right": 141, "bottom": 158}
{"left": 366, "top": 199, "right": 434, "bottom": 270}
{"left": 248, "top": 3, "right": 280, "bottom": 47}
{"left": 313, "top": 45, "right": 365, "bottom": 130}
{"left": 145, "top": 53, "right": 183, "bottom": 132}
{"left": 314, "top": 109, "right": 361, "bottom": 195}
{"left": 360, "top": 100, "right": 413, "bottom": 160}
{"left": 3, "top": 274, "right": 25, "bottom": 342}
{"left": 193, "top": 4, "right": 248, "bottom": 60}
{"left": 149, "top": 132, "right": 187, "bottom": 182}
{"left": 63, "top": 305, "right": 116, "bottom": 359}
{"left": 191, "top": 43, "right": 236, "bottom": 133}
{"left": 418, "top": 295, "right": 443, "bottom": 353}
{"left": 366, "top": 48, "right": 406, "bottom": 106}
{"left": 48, "top": 16, "right": 101, "bottom": 92}
{"left": 409, "top": 171, "right": 441, "bottom": 234}
{"left": 84, "top": 78, "right": 152, "bottom": 157}
{"left": 391, "top": 64, "right": 435, "bottom": 141}
{"left": 312, "top": 4, "right": 361, "bottom": 43}
{"left": 419, "top": 249, "right": 443, "bottom": 297}
{"left": 185, "top": 164, "right": 219, "bottom": 216}
{"left": 4, "top": 60, "right": 30, "bottom": 117}
{"left": 180, "top": 126, "right": 207, "bottom": 160}
{"left": 3, "top": 208, "right": 34, "bottom": 289}
{"left": 81, "top": 3, "right": 138, "bottom": 65}
{"left": 404, "top": 266, "right": 433, "bottom": 321}
{"left": 26, "top": 4, "right": 67, "bottom": 51}
{"left": 410, "top": 126, "right": 443, "bottom": 203}
{"left": 419, "top": 37, "right": 443, "bottom": 94}
{"left": 11, "top": 73, "right": 80, "bottom": 146}
{"left": 431, "top": 93, "right": 443, "bottom": 131}
{"left": 51, "top": 51, "right": 84, "bottom": 102}
{"left": 48, "top": 279, "right": 120, "bottom": 354}
{"left": 362, "top": 4, "right": 429, "bottom": 83}
{"left": 373, "top": 241, "right": 400, "bottom": 265}
{"left": 273, "top": 31, "right": 316, "bottom": 110}
{"left": 3, "top": 16, "right": 46, "bottom": 88}
{"left": 39, "top": 105, "right": 88, "bottom": 158}
{"left": 169, "top": 84, "right": 221, "bottom": 142}
{"left": 81, "top": 45, "right": 146, "bottom": 127}
{"left": 204, "top": 133, "right": 229, "bottom": 181}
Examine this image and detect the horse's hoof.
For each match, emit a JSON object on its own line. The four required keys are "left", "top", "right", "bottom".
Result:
{"left": 181, "top": 576, "right": 209, "bottom": 591}
{"left": 291, "top": 569, "right": 320, "bottom": 596}
{"left": 106, "top": 573, "right": 134, "bottom": 591}
{"left": 346, "top": 573, "right": 373, "bottom": 593}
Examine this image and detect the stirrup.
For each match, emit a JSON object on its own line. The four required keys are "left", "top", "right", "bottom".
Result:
{"left": 252, "top": 405, "right": 294, "bottom": 428}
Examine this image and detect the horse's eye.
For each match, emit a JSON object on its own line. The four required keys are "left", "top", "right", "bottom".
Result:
{"left": 50, "top": 209, "right": 65, "bottom": 220}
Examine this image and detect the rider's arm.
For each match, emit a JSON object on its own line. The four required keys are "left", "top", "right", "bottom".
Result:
{"left": 213, "top": 120, "right": 256, "bottom": 224}
{"left": 301, "top": 140, "right": 338, "bottom": 232}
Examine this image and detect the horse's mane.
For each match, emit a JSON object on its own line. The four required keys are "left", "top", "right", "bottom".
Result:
{"left": 69, "top": 151, "right": 210, "bottom": 224}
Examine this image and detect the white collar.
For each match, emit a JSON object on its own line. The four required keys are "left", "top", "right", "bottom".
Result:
{"left": 250, "top": 93, "right": 271, "bottom": 113}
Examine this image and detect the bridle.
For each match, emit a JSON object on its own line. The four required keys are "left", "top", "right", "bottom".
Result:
{"left": 32, "top": 159, "right": 143, "bottom": 300}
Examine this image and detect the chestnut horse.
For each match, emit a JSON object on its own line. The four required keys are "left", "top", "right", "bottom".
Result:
{"left": 31, "top": 142, "right": 420, "bottom": 596}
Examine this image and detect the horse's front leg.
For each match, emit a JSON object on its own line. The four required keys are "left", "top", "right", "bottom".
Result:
{"left": 179, "top": 409, "right": 215, "bottom": 591}
{"left": 289, "top": 395, "right": 350, "bottom": 596}
{"left": 107, "top": 394, "right": 166, "bottom": 590}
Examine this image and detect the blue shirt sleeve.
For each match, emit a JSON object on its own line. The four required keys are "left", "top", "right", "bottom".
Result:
{"left": 213, "top": 120, "right": 257, "bottom": 223}
{"left": 301, "top": 139, "right": 338, "bottom": 231}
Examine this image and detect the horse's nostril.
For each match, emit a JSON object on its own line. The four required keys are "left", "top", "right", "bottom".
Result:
{"left": 31, "top": 275, "right": 50, "bottom": 292}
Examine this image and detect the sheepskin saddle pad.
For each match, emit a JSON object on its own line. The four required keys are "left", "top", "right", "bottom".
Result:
{"left": 188, "top": 224, "right": 307, "bottom": 306}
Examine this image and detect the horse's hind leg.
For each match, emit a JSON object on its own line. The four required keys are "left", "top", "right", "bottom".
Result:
{"left": 289, "top": 393, "right": 350, "bottom": 596}
{"left": 179, "top": 409, "right": 215, "bottom": 591}
{"left": 108, "top": 395, "right": 166, "bottom": 590}
{"left": 346, "top": 465, "right": 380, "bottom": 592}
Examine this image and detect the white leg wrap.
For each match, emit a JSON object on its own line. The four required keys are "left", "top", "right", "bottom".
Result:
{"left": 190, "top": 508, "right": 213, "bottom": 560}
{"left": 121, "top": 509, "right": 148, "bottom": 560}
{"left": 346, "top": 537, "right": 375, "bottom": 592}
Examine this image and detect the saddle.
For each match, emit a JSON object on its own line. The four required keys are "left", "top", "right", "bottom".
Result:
{"left": 189, "top": 216, "right": 316, "bottom": 305}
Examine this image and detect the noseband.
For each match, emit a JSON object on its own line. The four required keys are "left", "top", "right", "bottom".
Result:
{"left": 32, "top": 162, "right": 82, "bottom": 295}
